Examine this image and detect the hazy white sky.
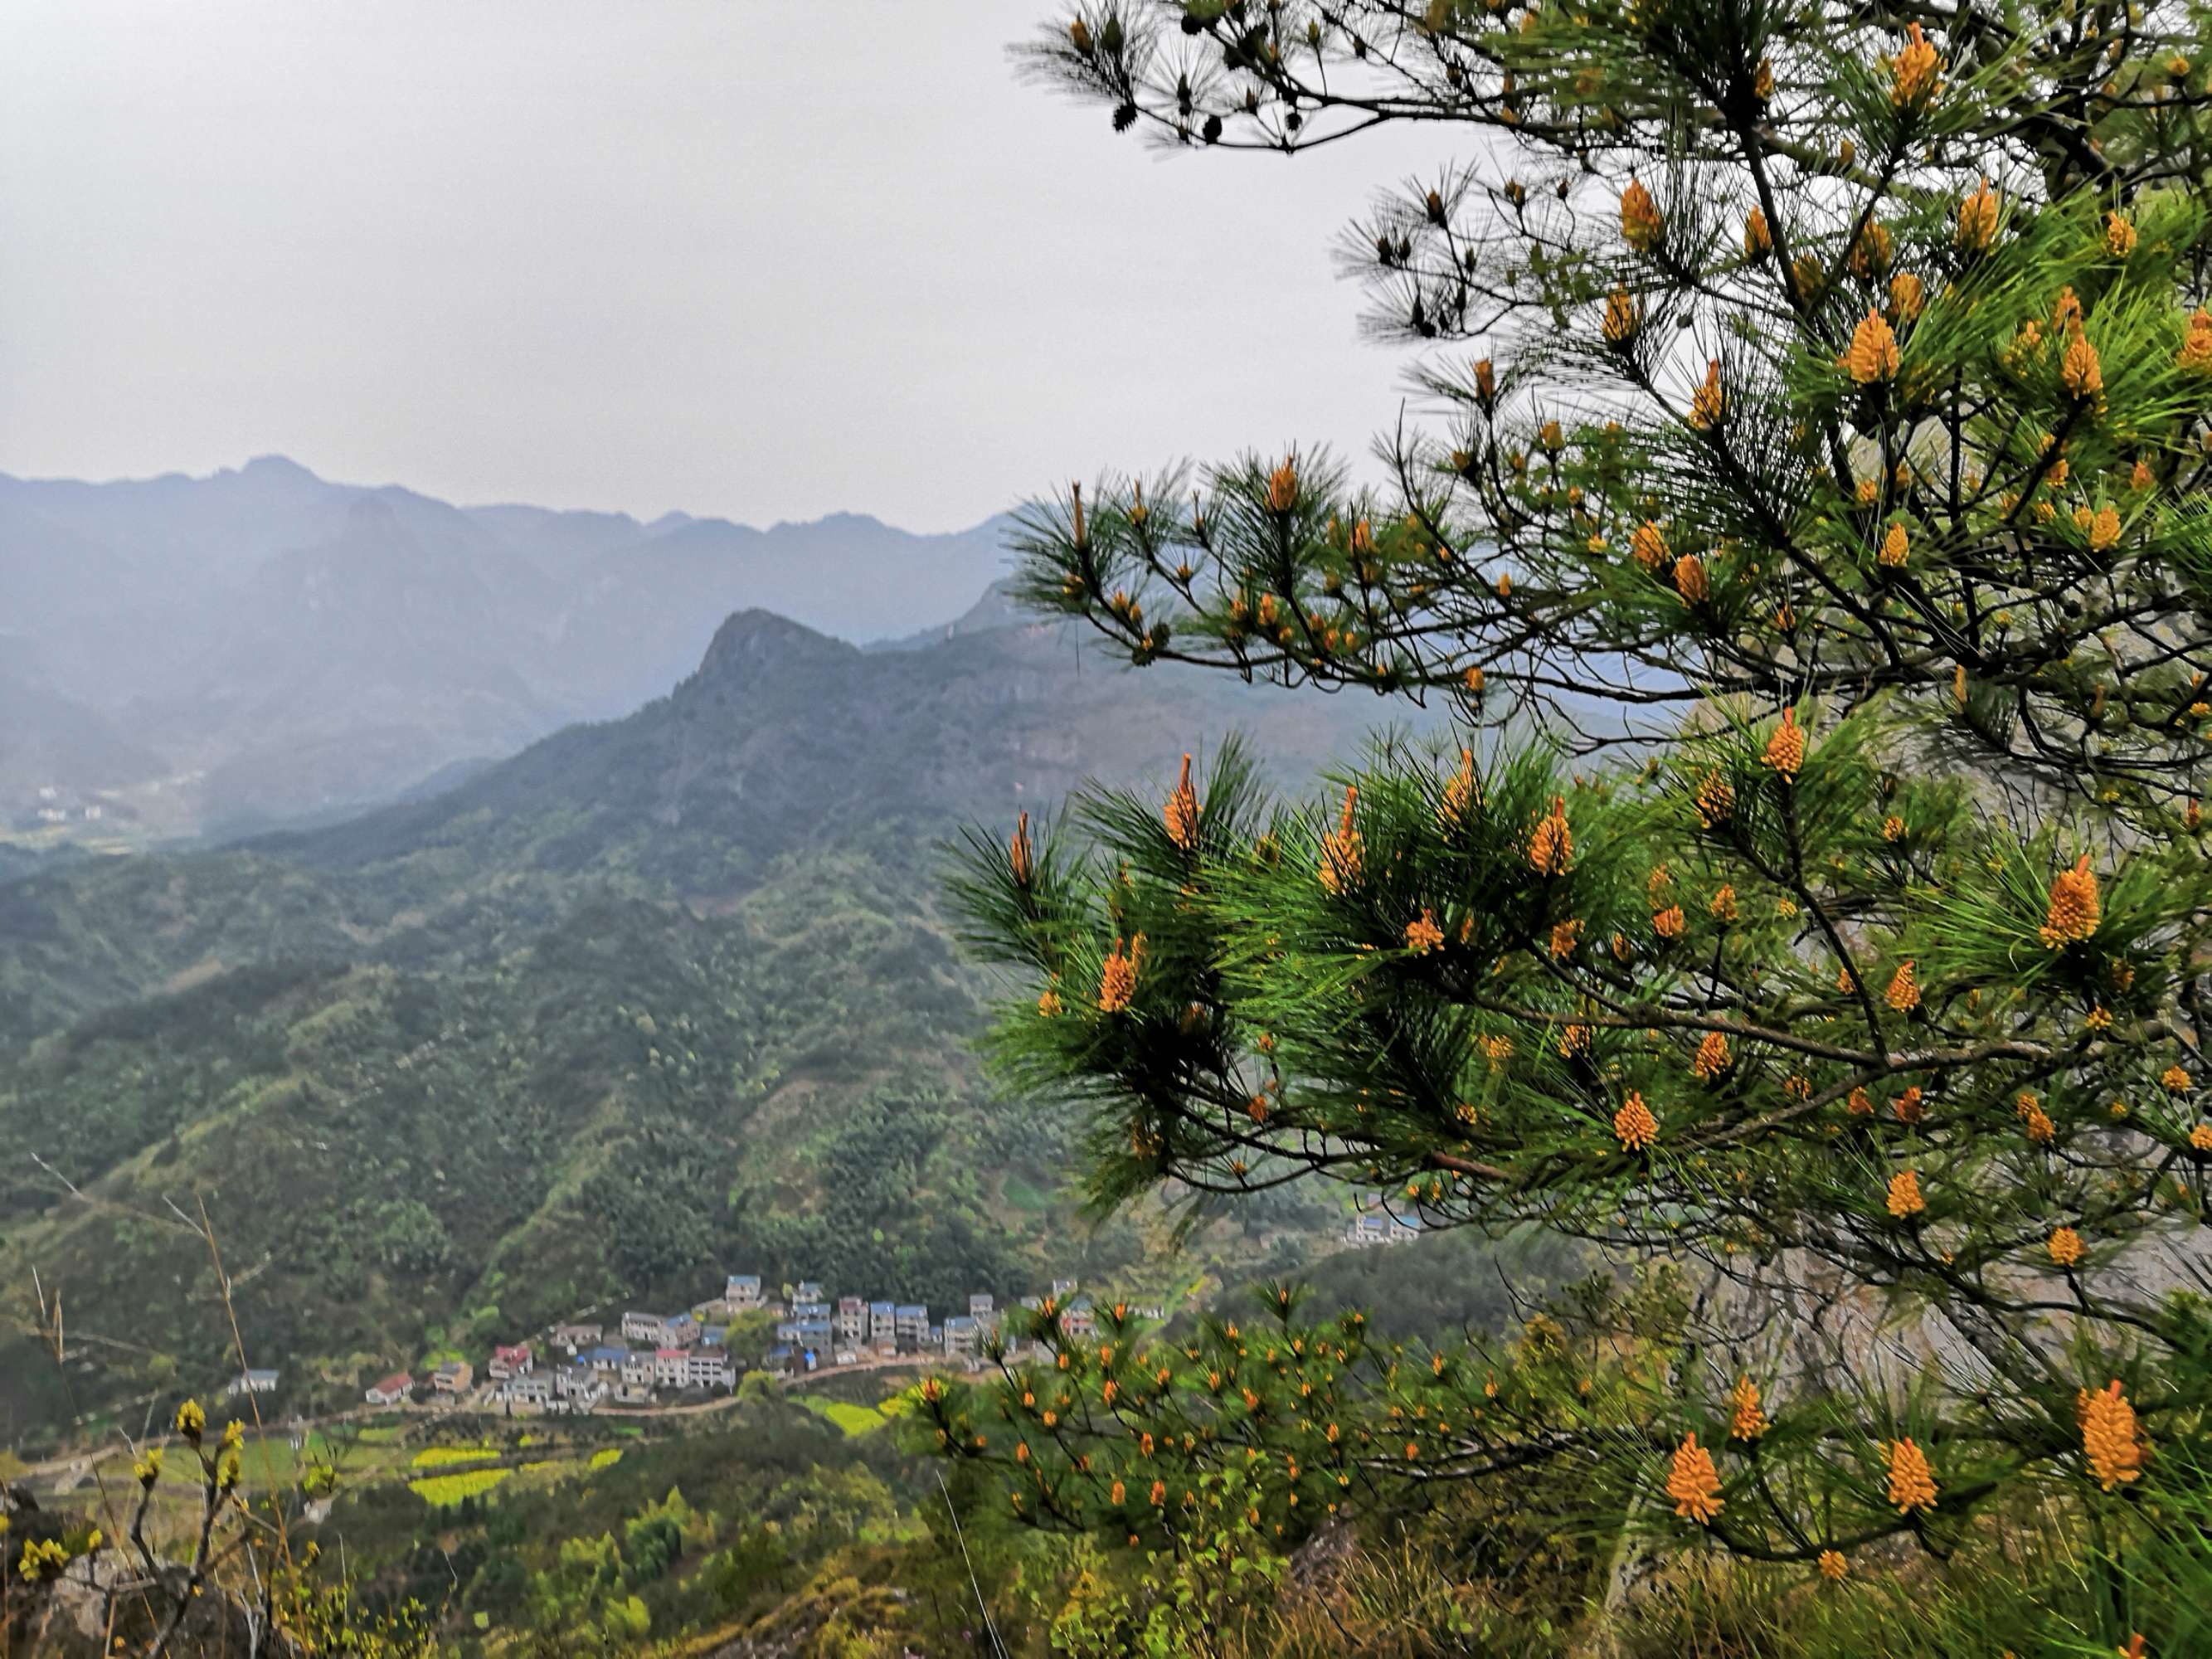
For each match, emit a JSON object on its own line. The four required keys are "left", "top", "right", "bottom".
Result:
{"left": 0, "top": 2, "right": 1451, "bottom": 531}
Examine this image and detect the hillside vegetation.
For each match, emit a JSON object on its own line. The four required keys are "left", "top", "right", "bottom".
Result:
{"left": 0, "top": 601, "right": 1408, "bottom": 1447}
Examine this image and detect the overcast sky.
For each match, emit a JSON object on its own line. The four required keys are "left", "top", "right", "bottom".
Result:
{"left": 0, "top": 2, "right": 1453, "bottom": 532}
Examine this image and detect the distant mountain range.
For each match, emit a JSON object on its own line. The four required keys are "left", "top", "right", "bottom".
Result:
{"left": 0, "top": 569, "right": 1432, "bottom": 1447}
{"left": 0, "top": 457, "right": 1015, "bottom": 839}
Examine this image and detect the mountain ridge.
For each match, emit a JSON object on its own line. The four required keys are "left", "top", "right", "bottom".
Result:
{"left": 0, "top": 456, "right": 1019, "bottom": 841}
{"left": 0, "top": 455, "right": 1009, "bottom": 549}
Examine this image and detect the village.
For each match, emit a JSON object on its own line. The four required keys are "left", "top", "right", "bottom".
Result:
{"left": 211, "top": 1204, "right": 1413, "bottom": 1421}
{"left": 337, "top": 1272, "right": 1150, "bottom": 1418}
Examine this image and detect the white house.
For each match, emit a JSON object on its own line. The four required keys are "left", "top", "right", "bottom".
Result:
{"left": 1346, "top": 1213, "right": 1419, "bottom": 1248}
{"left": 682, "top": 1350, "right": 736, "bottom": 1390}
{"left": 555, "top": 1366, "right": 606, "bottom": 1407}
{"left": 621, "top": 1311, "right": 696, "bottom": 1347}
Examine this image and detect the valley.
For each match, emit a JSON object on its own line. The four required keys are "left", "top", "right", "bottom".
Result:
{"left": 0, "top": 569, "right": 1437, "bottom": 1453}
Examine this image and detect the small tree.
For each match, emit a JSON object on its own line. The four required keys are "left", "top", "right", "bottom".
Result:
{"left": 926, "top": 0, "right": 2212, "bottom": 1641}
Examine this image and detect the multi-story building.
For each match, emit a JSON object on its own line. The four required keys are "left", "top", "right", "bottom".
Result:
{"left": 868, "top": 1301, "right": 897, "bottom": 1350}
{"left": 682, "top": 1350, "right": 736, "bottom": 1390}
{"left": 724, "top": 1274, "right": 764, "bottom": 1311}
{"left": 835, "top": 1297, "right": 868, "bottom": 1348}
{"left": 895, "top": 1304, "right": 930, "bottom": 1350}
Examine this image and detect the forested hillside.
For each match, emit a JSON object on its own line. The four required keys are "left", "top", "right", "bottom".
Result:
{"left": 0, "top": 599, "right": 1416, "bottom": 1448}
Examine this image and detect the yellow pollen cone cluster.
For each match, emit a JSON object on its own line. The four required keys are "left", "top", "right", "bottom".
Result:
{"left": 1614, "top": 1092, "right": 1658, "bottom": 1151}
{"left": 1164, "top": 753, "right": 1201, "bottom": 850}
{"left": 1098, "top": 934, "right": 1145, "bottom": 1013}
{"left": 1887, "top": 1168, "right": 1926, "bottom": 1219}
{"left": 1666, "top": 1433, "right": 1723, "bottom": 1523}
{"left": 1842, "top": 309, "right": 1901, "bottom": 382}
{"left": 2081, "top": 1379, "right": 2144, "bottom": 1491}
{"left": 2040, "top": 854, "right": 2100, "bottom": 947}
{"left": 1529, "top": 796, "right": 1573, "bottom": 876}
{"left": 1889, "top": 22, "right": 1943, "bottom": 106}
{"left": 1764, "top": 708, "right": 1807, "bottom": 776}
{"left": 1319, "top": 786, "right": 1363, "bottom": 894}
{"left": 1886, "top": 1437, "right": 1937, "bottom": 1512}
{"left": 1729, "top": 1375, "right": 1768, "bottom": 1441}
{"left": 1621, "top": 179, "right": 1663, "bottom": 253}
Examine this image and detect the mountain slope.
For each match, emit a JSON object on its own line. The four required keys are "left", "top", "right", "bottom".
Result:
{"left": 0, "top": 601, "right": 1407, "bottom": 1447}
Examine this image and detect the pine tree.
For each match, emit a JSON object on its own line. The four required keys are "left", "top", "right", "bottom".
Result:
{"left": 924, "top": 0, "right": 2212, "bottom": 1632}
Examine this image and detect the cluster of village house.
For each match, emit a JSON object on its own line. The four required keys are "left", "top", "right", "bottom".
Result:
{"left": 352, "top": 1274, "right": 1132, "bottom": 1416}
{"left": 216, "top": 1211, "right": 1417, "bottom": 1414}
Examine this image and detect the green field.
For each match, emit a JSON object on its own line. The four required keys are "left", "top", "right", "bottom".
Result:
{"left": 410, "top": 1444, "right": 498, "bottom": 1469}
{"left": 409, "top": 1467, "right": 511, "bottom": 1507}
{"left": 797, "top": 1394, "right": 905, "bottom": 1437}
